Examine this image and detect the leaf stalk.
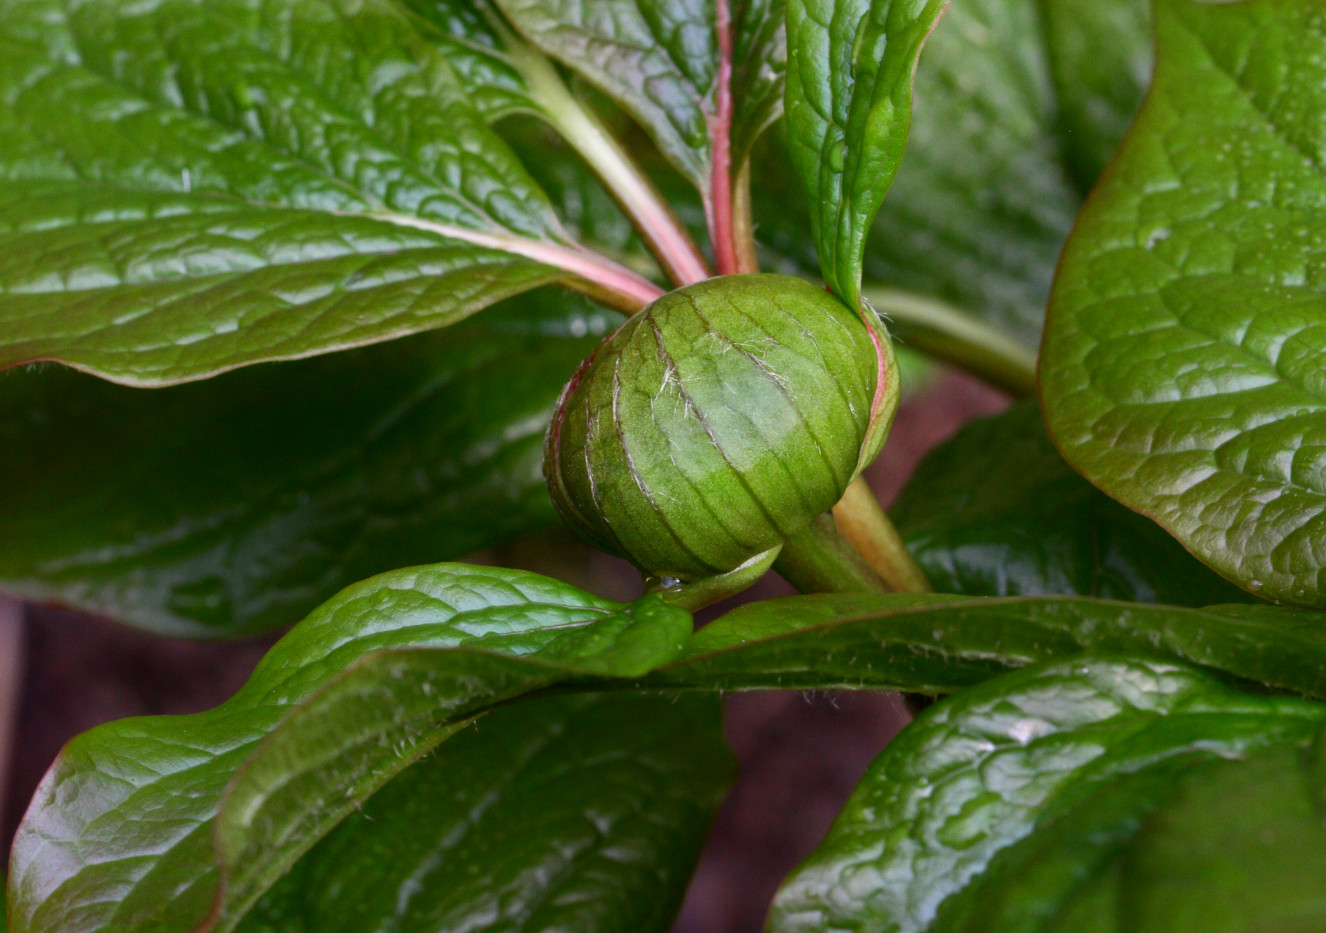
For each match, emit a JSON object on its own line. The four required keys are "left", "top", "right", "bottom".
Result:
{"left": 862, "top": 285, "right": 1038, "bottom": 397}
{"left": 774, "top": 513, "right": 892, "bottom": 595}
{"left": 729, "top": 160, "right": 761, "bottom": 275}
{"left": 362, "top": 210, "right": 665, "bottom": 312}
{"left": 832, "top": 478, "right": 932, "bottom": 593}
{"left": 704, "top": 0, "right": 754, "bottom": 276}
{"left": 515, "top": 43, "right": 711, "bottom": 288}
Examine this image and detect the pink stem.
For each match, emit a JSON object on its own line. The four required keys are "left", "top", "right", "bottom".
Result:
{"left": 360, "top": 210, "right": 666, "bottom": 312}
{"left": 707, "top": 0, "right": 740, "bottom": 276}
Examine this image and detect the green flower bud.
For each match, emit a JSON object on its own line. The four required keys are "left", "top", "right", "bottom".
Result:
{"left": 544, "top": 273, "right": 899, "bottom": 588}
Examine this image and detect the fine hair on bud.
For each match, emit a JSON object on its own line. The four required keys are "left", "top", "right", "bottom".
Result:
{"left": 545, "top": 274, "right": 899, "bottom": 584}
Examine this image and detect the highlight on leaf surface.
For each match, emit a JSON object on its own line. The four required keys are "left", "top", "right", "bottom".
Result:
{"left": 1040, "top": 0, "right": 1326, "bottom": 609}
{"left": 0, "top": 0, "right": 661, "bottom": 386}
{"left": 6, "top": 562, "right": 702, "bottom": 933}
{"left": 770, "top": 656, "right": 1326, "bottom": 933}
{"left": 544, "top": 274, "right": 898, "bottom": 588}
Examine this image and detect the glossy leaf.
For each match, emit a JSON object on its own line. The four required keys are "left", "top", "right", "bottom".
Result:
{"left": 0, "top": 294, "right": 610, "bottom": 637}
{"left": 769, "top": 657, "right": 1326, "bottom": 933}
{"left": 0, "top": 0, "right": 656, "bottom": 386}
{"left": 501, "top": 115, "right": 658, "bottom": 273}
{"left": 19, "top": 573, "right": 1326, "bottom": 931}
{"left": 648, "top": 594, "right": 1326, "bottom": 698}
{"left": 1039, "top": 0, "right": 1151, "bottom": 193}
{"left": 760, "top": 0, "right": 1149, "bottom": 348}
{"left": 945, "top": 737, "right": 1326, "bottom": 933}
{"left": 938, "top": 756, "right": 1212, "bottom": 933}
{"left": 1041, "top": 0, "right": 1326, "bottom": 608}
{"left": 492, "top": 0, "right": 785, "bottom": 195}
{"left": 395, "top": 0, "right": 540, "bottom": 119}
{"left": 784, "top": 0, "right": 948, "bottom": 307}
{"left": 1121, "top": 743, "right": 1326, "bottom": 933}
{"left": 7, "top": 564, "right": 692, "bottom": 933}
{"left": 239, "top": 691, "right": 731, "bottom": 933}
{"left": 892, "top": 402, "right": 1252, "bottom": 605}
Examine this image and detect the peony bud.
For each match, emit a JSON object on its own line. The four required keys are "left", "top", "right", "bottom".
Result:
{"left": 544, "top": 274, "right": 898, "bottom": 590}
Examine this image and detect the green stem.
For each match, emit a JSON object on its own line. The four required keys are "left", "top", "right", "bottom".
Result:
{"left": 730, "top": 160, "right": 760, "bottom": 275}
{"left": 513, "top": 43, "right": 711, "bottom": 288}
{"left": 832, "top": 478, "right": 932, "bottom": 594}
{"left": 773, "top": 514, "right": 891, "bottom": 595}
{"left": 861, "top": 285, "right": 1038, "bottom": 398}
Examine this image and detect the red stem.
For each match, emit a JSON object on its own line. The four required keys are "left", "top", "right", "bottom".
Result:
{"left": 707, "top": 0, "right": 740, "bottom": 276}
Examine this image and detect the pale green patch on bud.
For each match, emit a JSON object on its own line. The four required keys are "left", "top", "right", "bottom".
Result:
{"left": 545, "top": 274, "right": 899, "bottom": 592}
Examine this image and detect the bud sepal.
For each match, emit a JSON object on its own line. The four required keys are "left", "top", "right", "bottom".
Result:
{"left": 544, "top": 273, "right": 900, "bottom": 596}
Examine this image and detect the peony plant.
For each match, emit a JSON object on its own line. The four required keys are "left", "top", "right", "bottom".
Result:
{"left": 1, "top": 0, "right": 1326, "bottom": 930}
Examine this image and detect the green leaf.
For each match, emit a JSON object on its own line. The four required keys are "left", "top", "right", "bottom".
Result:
{"left": 784, "top": 0, "right": 948, "bottom": 307}
{"left": 0, "top": 0, "right": 655, "bottom": 386}
{"left": 768, "top": 657, "right": 1326, "bottom": 933}
{"left": 1041, "top": 0, "right": 1326, "bottom": 609}
{"left": 761, "top": 0, "right": 1150, "bottom": 349}
{"left": 501, "top": 115, "right": 658, "bottom": 273}
{"left": 937, "top": 755, "right": 1210, "bottom": 933}
{"left": 25, "top": 576, "right": 1326, "bottom": 933}
{"left": 1120, "top": 742, "right": 1326, "bottom": 933}
{"left": 238, "top": 691, "right": 731, "bottom": 933}
{"left": 492, "top": 0, "right": 786, "bottom": 196}
{"left": 871, "top": 0, "right": 1148, "bottom": 345}
{"left": 7, "top": 564, "right": 692, "bottom": 933}
{"left": 0, "top": 293, "right": 610, "bottom": 637}
{"left": 395, "top": 0, "right": 541, "bottom": 120}
{"left": 892, "top": 402, "right": 1252, "bottom": 605}
{"left": 1039, "top": 0, "right": 1152, "bottom": 193}
{"left": 647, "top": 594, "right": 1326, "bottom": 698}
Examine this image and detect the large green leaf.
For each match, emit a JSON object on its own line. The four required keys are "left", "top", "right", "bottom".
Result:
{"left": 1119, "top": 740, "right": 1326, "bottom": 933}
{"left": 936, "top": 757, "right": 1206, "bottom": 933}
{"left": 940, "top": 725, "right": 1326, "bottom": 933}
{"left": 1038, "top": 0, "right": 1151, "bottom": 194}
{"left": 784, "top": 0, "right": 948, "bottom": 307}
{"left": 0, "top": 293, "right": 609, "bottom": 638}
{"left": 7, "top": 564, "right": 694, "bottom": 933}
{"left": 394, "top": 0, "right": 540, "bottom": 119}
{"left": 238, "top": 691, "right": 731, "bottom": 933}
{"left": 0, "top": 0, "right": 655, "bottom": 386}
{"left": 501, "top": 115, "right": 658, "bottom": 274}
{"left": 769, "top": 657, "right": 1326, "bottom": 933}
{"left": 16, "top": 567, "right": 1326, "bottom": 932}
{"left": 760, "top": 0, "right": 1149, "bottom": 349}
{"left": 492, "top": 0, "right": 785, "bottom": 198}
{"left": 649, "top": 594, "right": 1326, "bottom": 698}
{"left": 1041, "top": 0, "right": 1326, "bottom": 609}
{"left": 892, "top": 402, "right": 1252, "bottom": 605}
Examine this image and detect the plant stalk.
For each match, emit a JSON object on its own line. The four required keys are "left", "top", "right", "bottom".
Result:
{"left": 730, "top": 160, "right": 760, "bottom": 275}
{"left": 516, "top": 44, "right": 711, "bottom": 288}
{"left": 862, "top": 285, "right": 1038, "bottom": 397}
{"left": 362, "top": 210, "right": 665, "bottom": 313}
{"left": 832, "top": 478, "right": 932, "bottom": 593}
{"left": 774, "top": 513, "right": 891, "bottom": 595}
{"left": 704, "top": 0, "right": 752, "bottom": 277}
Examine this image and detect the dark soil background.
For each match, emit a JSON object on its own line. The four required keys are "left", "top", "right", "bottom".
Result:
{"left": 1, "top": 370, "right": 1005, "bottom": 932}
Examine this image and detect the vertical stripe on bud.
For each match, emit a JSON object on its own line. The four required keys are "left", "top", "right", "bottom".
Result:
{"left": 545, "top": 274, "right": 897, "bottom": 582}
